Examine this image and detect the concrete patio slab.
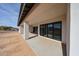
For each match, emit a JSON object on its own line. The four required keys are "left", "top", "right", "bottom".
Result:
{"left": 27, "top": 36, "right": 63, "bottom": 56}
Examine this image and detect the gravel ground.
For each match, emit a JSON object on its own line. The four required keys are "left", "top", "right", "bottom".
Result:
{"left": 0, "top": 31, "right": 36, "bottom": 56}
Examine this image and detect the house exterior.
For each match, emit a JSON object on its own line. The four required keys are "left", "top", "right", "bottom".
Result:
{"left": 17, "top": 3, "right": 70, "bottom": 56}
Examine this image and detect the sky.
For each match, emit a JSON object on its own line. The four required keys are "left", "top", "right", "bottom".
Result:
{"left": 0, "top": 3, "right": 20, "bottom": 27}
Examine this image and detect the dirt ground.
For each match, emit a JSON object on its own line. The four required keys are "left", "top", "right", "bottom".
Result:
{"left": 0, "top": 31, "right": 36, "bottom": 56}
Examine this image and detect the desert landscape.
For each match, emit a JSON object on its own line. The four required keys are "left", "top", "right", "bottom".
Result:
{"left": 0, "top": 31, "right": 36, "bottom": 56}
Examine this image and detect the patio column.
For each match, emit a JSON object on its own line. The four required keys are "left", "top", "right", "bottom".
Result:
{"left": 66, "top": 4, "right": 70, "bottom": 56}
{"left": 19, "top": 25, "right": 23, "bottom": 34}
{"left": 38, "top": 25, "right": 40, "bottom": 36}
{"left": 23, "top": 22, "right": 29, "bottom": 40}
{"left": 19, "top": 26, "right": 21, "bottom": 33}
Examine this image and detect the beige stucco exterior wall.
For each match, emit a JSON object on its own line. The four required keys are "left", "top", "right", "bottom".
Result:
{"left": 70, "top": 3, "right": 79, "bottom": 56}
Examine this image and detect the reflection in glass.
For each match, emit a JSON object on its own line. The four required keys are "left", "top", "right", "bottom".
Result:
{"left": 47, "top": 24, "right": 53, "bottom": 39}
{"left": 33, "top": 27, "right": 38, "bottom": 34}
{"left": 40, "top": 24, "right": 47, "bottom": 37}
{"left": 54, "top": 22, "right": 62, "bottom": 41}
{"left": 40, "top": 21, "right": 62, "bottom": 41}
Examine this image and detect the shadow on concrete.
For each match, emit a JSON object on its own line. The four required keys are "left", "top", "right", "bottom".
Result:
{"left": 28, "top": 35, "right": 38, "bottom": 39}
{"left": 61, "top": 43, "right": 67, "bottom": 56}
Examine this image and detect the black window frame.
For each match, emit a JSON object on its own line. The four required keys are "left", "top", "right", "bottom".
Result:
{"left": 40, "top": 24, "right": 47, "bottom": 36}
{"left": 33, "top": 26, "right": 38, "bottom": 34}
{"left": 47, "top": 23, "right": 54, "bottom": 39}
{"left": 40, "top": 21, "right": 62, "bottom": 41}
{"left": 53, "top": 21, "right": 62, "bottom": 41}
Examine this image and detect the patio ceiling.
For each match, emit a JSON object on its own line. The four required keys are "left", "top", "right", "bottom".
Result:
{"left": 18, "top": 3, "right": 67, "bottom": 26}
{"left": 24, "top": 3, "right": 67, "bottom": 26}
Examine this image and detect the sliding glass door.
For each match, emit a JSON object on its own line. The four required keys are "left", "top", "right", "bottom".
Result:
{"left": 53, "top": 22, "right": 62, "bottom": 41}
{"left": 33, "top": 27, "right": 38, "bottom": 34}
{"left": 47, "top": 23, "right": 54, "bottom": 39}
{"left": 40, "top": 24, "right": 47, "bottom": 37}
{"left": 40, "top": 21, "right": 62, "bottom": 41}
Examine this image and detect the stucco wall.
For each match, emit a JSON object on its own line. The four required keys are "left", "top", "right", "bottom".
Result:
{"left": 70, "top": 3, "right": 79, "bottom": 56}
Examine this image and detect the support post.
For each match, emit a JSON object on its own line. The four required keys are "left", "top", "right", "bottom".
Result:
{"left": 66, "top": 4, "right": 70, "bottom": 56}
{"left": 24, "top": 22, "right": 29, "bottom": 40}
{"left": 38, "top": 25, "right": 40, "bottom": 36}
{"left": 19, "top": 26, "right": 21, "bottom": 33}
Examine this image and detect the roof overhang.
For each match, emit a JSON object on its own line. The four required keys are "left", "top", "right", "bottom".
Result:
{"left": 17, "top": 3, "right": 34, "bottom": 26}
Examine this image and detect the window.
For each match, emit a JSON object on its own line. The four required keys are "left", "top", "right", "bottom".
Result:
{"left": 40, "top": 24, "right": 47, "bottom": 37}
{"left": 47, "top": 23, "right": 54, "bottom": 39}
{"left": 40, "top": 21, "right": 62, "bottom": 41}
{"left": 53, "top": 22, "right": 62, "bottom": 41}
{"left": 33, "top": 27, "right": 38, "bottom": 34}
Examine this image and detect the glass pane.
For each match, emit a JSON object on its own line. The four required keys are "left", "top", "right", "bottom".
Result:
{"left": 47, "top": 23, "right": 53, "bottom": 39}
{"left": 33, "top": 27, "right": 38, "bottom": 34}
{"left": 54, "top": 22, "right": 62, "bottom": 41}
{"left": 40, "top": 24, "right": 47, "bottom": 37}
{"left": 40, "top": 21, "right": 62, "bottom": 41}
